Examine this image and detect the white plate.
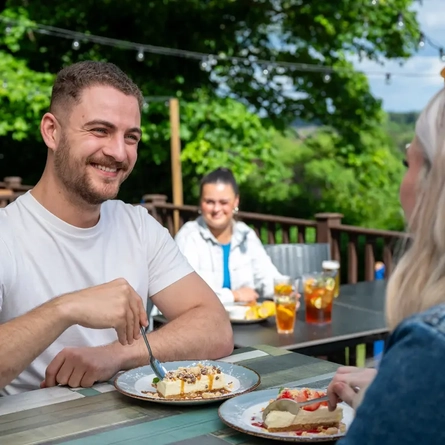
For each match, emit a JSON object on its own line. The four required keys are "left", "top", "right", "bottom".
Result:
{"left": 218, "top": 388, "right": 354, "bottom": 442}
{"left": 225, "top": 303, "right": 274, "bottom": 324}
{"left": 114, "top": 360, "right": 261, "bottom": 405}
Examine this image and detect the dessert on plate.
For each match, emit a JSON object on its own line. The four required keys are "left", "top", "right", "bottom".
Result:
{"left": 150, "top": 363, "right": 230, "bottom": 399}
{"left": 263, "top": 388, "right": 344, "bottom": 435}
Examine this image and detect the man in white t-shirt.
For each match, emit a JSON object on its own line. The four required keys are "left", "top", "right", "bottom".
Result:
{"left": 0, "top": 61, "right": 233, "bottom": 396}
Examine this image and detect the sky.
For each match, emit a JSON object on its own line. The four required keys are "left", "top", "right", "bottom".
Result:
{"left": 358, "top": 0, "right": 445, "bottom": 112}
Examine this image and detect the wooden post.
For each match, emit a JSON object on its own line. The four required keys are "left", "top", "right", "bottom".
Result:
{"left": 141, "top": 194, "right": 168, "bottom": 225}
{"left": 315, "top": 213, "right": 343, "bottom": 261}
{"left": 169, "top": 98, "right": 183, "bottom": 234}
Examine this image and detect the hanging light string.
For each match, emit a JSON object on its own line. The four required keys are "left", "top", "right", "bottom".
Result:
{"left": 0, "top": 15, "right": 442, "bottom": 81}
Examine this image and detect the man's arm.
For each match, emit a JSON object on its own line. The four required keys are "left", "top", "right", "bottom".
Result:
{"left": 1, "top": 279, "right": 147, "bottom": 390}
{"left": 0, "top": 299, "right": 72, "bottom": 389}
{"left": 149, "top": 271, "right": 234, "bottom": 360}
{"left": 107, "top": 273, "right": 234, "bottom": 366}
{"left": 42, "top": 273, "right": 234, "bottom": 388}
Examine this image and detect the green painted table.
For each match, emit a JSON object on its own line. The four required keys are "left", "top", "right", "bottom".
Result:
{"left": 0, "top": 346, "right": 342, "bottom": 445}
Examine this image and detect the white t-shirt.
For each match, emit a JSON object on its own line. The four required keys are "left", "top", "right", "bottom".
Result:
{"left": 0, "top": 192, "right": 193, "bottom": 395}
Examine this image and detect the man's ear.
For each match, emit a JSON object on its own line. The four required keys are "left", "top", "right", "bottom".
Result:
{"left": 40, "top": 113, "right": 60, "bottom": 152}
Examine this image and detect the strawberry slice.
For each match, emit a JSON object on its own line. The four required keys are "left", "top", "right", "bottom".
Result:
{"left": 278, "top": 389, "right": 294, "bottom": 400}
{"left": 303, "top": 402, "right": 321, "bottom": 411}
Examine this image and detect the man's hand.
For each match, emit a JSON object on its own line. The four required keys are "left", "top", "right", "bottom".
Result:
{"left": 233, "top": 287, "right": 259, "bottom": 302}
{"left": 327, "top": 366, "right": 377, "bottom": 411}
{"left": 59, "top": 278, "right": 148, "bottom": 345}
{"left": 41, "top": 346, "right": 123, "bottom": 389}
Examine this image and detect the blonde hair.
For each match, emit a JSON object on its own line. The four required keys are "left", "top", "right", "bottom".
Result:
{"left": 386, "top": 87, "right": 445, "bottom": 330}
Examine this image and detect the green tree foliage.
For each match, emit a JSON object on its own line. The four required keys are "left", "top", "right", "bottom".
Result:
{"left": 385, "top": 111, "right": 417, "bottom": 151}
{"left": 242, "top": 126, "right": 405, "bottom": 231}
{"left": 0, "top": 1, "right": 419, "bottom": 227}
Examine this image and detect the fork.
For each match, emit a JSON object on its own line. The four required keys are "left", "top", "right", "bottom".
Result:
{"left": 140, "top": 326, "right": 167, "bottom": 380}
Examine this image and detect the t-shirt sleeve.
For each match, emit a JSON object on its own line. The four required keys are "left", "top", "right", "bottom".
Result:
{"left": 142, "top": 212, "right": 194, "bottom": 296}
{"left": 0, "top": 235, "right": 14, "bottom": 313}
{"left": 337, "top": 318, "right": 445, "bottom": 445}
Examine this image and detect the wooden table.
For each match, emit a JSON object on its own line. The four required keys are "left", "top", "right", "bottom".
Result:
{"left": 0, "top": 346, "right": 342, "bottom": 445}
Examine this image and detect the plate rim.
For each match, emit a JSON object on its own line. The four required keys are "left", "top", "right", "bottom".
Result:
{"left": 113, "top": 360, "right": 262, "bottom": 404}
{"left": 217, "top": 387, "right": 349, "bottom": 443}
{"left": 230, "top": 316, "right": 273, "bottom": 325}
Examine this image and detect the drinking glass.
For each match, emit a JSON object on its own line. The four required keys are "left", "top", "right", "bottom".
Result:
{"left": 303, "top": 272, "right": 335, "bottom": 324}
{"left": 273, "top": 276, "right": 297, "bottom": 334}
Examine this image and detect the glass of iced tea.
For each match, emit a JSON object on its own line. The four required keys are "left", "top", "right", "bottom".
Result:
{"left": 322, "top": 260, "right": 340, "bottom": 298}
{"left": 303, "top": 272, "right": 335, "bottom": 324}
{"left": 273, "top": 276, "right": 297, "bottom": 334}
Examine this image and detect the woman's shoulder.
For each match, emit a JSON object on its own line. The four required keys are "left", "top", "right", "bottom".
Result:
{"left": 390, "top": 303, "right": 445, "bottom": 347}
{"left": 175, "top": 219, "right": 202, "bottom": 239}
{"left": 233, "top": 220, "right": 258, "bottom": 238}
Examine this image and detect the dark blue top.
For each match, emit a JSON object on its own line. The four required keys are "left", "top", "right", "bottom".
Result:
{"left": 221, "top": 243, "right": 231, "bottom": 289}
{"left": 338, "top": 303, "right": 445, "bottom": 445}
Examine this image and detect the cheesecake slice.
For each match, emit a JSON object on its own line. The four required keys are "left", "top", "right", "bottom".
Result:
{"left": 264, "top": 388, "right": 343, "bottom": 433}
{"left": 153, "top": 363, "right": 227, "bottom": 399}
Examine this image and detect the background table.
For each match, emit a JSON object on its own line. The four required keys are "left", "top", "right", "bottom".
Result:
{"left": 0, "top": 346, "right": 342, "bottom": 445}
{"left": 154, "top": 281, "right": 388, "bottom": 361}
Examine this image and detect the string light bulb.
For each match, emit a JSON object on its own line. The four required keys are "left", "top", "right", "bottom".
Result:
{"left": 0, "top": 16, "right": 441, "bottom": 81}
{"left": 385, "top": 73, "right": 392, "bottom": 85}
{"left": 418, "top": 33, "right": 425, "bottom": 48}
{"left": 136, "top": 49, "right": 145, "bottom": 62}
{"left": 323, "top": 74, "right": 331, "bottom": 83}
{"left": 397, "top": 13, "right": 404, "bottom": 29}
{"left": 440, "top": 48, "right": 445, "bottom": 62}
{"left": 370, "top": 0, "right": 378, "bottom": 5}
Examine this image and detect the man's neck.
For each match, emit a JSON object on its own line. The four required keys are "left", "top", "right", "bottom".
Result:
{"left": 31, "top": 174, "right": 101, "bottom": 229}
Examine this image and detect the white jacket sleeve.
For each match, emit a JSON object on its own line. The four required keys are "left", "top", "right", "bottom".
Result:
{"left": 248, "top": 232, "right": 286, "bottom": 298}
{"left": 175, "top": 229, "right": 235, "bottom": 305}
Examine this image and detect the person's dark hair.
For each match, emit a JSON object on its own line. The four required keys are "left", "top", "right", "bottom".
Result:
{"left": 199, "top": 167, "right": 239, "bottom": 197}
{"left": 49, "top": 61, "right": 144, "bottom": 115}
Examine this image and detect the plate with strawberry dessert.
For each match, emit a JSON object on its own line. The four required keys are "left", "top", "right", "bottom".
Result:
{"left": 218, "top": 387, "right": 353, "bottom": 442}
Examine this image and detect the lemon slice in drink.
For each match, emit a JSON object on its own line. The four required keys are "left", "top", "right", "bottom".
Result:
{"left": 325, "top": 277, "right": 336, "bottom": 292}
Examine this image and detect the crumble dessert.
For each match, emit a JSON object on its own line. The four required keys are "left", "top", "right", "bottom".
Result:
{"left": 147, "top": 363, "right": 231, "bottom": 399}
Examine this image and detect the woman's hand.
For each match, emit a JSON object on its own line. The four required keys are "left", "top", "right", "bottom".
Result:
{"left": 327, "top": 366, "right": 377, "bottom": 411}
{"left": 233, "top": 287, "right": 259, "bottom": 302}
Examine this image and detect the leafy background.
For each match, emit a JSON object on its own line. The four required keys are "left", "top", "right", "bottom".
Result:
{"left": 0, "top": 1, "right": 420, "bottom": 230}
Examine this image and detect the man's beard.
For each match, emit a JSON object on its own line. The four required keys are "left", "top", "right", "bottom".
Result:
{"left": 53, "top": 134, "right": 130, "bottom": 206}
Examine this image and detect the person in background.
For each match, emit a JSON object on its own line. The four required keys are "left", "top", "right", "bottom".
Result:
{"left": 327, "top": 87, "right": 445, "bottom": 444}
{"left": 175, "top": 168, "right": 287, "bottom": 305}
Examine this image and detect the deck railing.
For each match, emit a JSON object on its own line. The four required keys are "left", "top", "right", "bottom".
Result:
{"left": 0, "top": 182, "right": 407, "bottom": 284}
{"left": 141, "top": 194, "right": 407, "bottom": 284}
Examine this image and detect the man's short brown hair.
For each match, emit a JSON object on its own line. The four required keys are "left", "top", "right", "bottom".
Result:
{"left": 49, "top": 61, "right": 144, "bottom": 115}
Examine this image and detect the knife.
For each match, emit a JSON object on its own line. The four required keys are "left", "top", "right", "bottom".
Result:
{"left": 262, "top": 395, "right": 330, "bottom": 421}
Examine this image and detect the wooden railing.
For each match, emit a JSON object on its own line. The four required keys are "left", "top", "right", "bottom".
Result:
{"left": 0, "top": 184, "right": 407, "bottom": 284}
{"left": 0, "top": 177, "right": 32, "bottom": 207}
{"left": 141, "top": 194, "right": 407, "bottom": 284}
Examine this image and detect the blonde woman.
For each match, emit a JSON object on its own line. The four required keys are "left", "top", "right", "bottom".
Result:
{"left": 328, "top": 90, "right": 445, "bottom": 445}
{"left": 327, "top": 88, "right": 445, "bottom": 444}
